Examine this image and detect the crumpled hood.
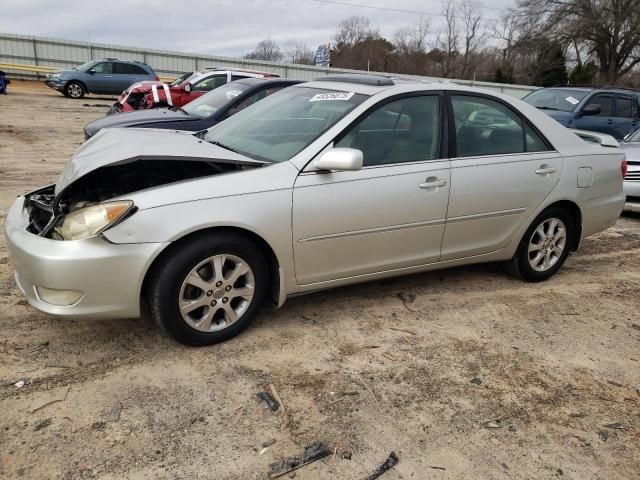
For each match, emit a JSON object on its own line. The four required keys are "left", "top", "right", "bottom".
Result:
{"left": 54, "top": 128, "right": 265, "bottom": 196}
{"left": 85, "top": 109, "right": 194, "bottom": 137}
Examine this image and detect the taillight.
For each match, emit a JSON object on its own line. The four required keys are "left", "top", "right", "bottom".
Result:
{"left": 154, "top": 75, "right": 160, "bottom": 81}
{"left": 622, "top": 158, "right": 628, "bottom": 178}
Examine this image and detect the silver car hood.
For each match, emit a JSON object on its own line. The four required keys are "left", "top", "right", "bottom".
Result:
{"left": 54, "top": 128, "right": 265, "bottom": 196}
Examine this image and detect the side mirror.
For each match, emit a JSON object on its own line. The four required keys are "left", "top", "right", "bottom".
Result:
{"left": 581, "top": 104, "right": 601, "bottom": 116}
{"left": 184, "top": 83, "right": 192, "bottom": 93}
{"left": 88, "top": 69, "right": 96, "bottom": 75}
{"left": 313, "top": 148, "right": 363, "bottom": 172}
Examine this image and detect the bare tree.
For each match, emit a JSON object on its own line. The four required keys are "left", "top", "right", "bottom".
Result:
{"left": 245, "top": 37, "right": 283, "bottom": 62}
{"left": 282, "top": 40, "right": 315, "bottom": 65}
{"left": 334, "top": 16, "right": 378, "bottom": 47}
{"left": 460, "top": 0, "right": 484, "bottom": 78}
{"left": 516, "top": 0, "right": 640, "bottom": 83}
{"left": 435, "top": 0, "right": 459, "bottom": 77}
{"left": 394, "top": 17, "right": 430, "bottom": 55}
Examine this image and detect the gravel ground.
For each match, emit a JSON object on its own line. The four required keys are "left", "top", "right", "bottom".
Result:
{"left": 1, "top": 81, "right": 639, "bottom": 480}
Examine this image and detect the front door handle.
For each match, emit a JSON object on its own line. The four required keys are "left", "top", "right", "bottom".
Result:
{"left": 419, "top": 178, "right": 447, "bottom": 189}
{"left": 535, "top": 167, "right": 556, "bottom": 175}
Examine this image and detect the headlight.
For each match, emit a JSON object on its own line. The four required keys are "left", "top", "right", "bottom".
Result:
{"left": 57, "top": 201, "right": 134, "bottom": 240}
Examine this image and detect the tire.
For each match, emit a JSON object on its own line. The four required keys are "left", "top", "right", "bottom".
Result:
{"left": 507, "top": 207, "right": 575, "bottom": 282}
{"left": 148, "top": 233, "right": 268, "bottom": 345}
{"left": 64, "top": 81, "right": 85, "bottom": 99}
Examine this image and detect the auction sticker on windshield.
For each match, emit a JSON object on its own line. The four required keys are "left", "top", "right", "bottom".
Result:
{"left": 309, "top": 92, "right": 355, "bottom": 102}
{"left": 566, "top": 96, "right": 580, "bottom": 105}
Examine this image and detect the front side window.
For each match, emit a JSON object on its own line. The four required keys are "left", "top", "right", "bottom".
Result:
{"left": 192, "top": 75, "right": 227, "bottom": 92}
{"left": 584, "top": 94, "right": 614, "bottom": 116}
{"left": 452, "top": 95, "right": 524, "bottom": 157}
{"left": 205, "top": 87, "right": 368, "bottom": 163}
{"left": 335, "top": 95, "right": 440, "bottom": 166}
{"left": 92, "top": 62, "right": 113, "bottom": 74}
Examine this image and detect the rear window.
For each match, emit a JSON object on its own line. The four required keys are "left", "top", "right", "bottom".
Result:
{"left": 114, "top": 63, "right": 148, "bottom": 75}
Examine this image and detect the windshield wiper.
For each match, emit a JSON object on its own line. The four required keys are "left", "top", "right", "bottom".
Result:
{"left": 536, "top": 106, "right": 560, "bottom": 111}
{"left": 208, "top": 140, "right": 242, "bottom": 154}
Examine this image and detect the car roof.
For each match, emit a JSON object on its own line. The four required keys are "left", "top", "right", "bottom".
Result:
{"left": 233, "top": 77, "right": 301, "bottom": 87}
{"left": 537, "top": 85, "right": 640, "bottom": 95}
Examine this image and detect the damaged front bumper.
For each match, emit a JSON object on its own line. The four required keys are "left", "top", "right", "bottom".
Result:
{"left": 4, "top": 194, "right": 168, "bottom": 320}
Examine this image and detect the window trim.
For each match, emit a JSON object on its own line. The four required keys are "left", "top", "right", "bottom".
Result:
{"left": 329, "top": 91, "right": 449, "bottom": 168}
{"left": 445, "top": 91, "right": 555, "bottom": 158}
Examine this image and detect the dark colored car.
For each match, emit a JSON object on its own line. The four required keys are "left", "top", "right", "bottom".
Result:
{"left": 84, "top": 78, "right": 301, "bottom": 139}
{"left": 522, "top": 86, "right": 640, "bottom": 139}
{"left": 45, "top": 59, "right": 158, "bottom": 99}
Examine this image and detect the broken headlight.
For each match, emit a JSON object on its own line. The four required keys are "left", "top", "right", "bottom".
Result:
{"left": 57, "top": 201, "right": 134, "bottom": 240}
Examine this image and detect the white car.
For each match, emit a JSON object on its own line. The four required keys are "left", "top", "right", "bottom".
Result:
{"left": 4, "top": 74, "right": 625, "bottom": 345}
{"left": 619, "top": 128, "right": 640, "bottom": 212}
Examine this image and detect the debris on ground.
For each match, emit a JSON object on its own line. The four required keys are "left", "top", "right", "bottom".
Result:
{"left": 257, "top": 391, "right": 280, "bottom": 412}
{"left": 470, "top": 377, "right": 482, "bottom": 385}
{"left": 342, "top": 451, "right": 352, "bottom": 460}
{"left": 430, "top": 465, "right": 446, "bottom": 471}
{"left": 482, "top": 420, "right": 503, "bottom": 429}
{"left": 268, "top": 442, "right": 332, "bottom": 478}
{"left": 33, "top": 418, "right": 51, "bottom": 431}
{"left": 365, "top": 451, "right": 399, "bottom": 479}
{"left": 106, "top": 403, "right": 122, "bottom": 422}
{"left": 269, "top": 383, "right": 285, "bottom": 414}
{"left": 262, "top": 439, "right": 277, "bottom": 448}
{"left": 603, "top": 422, "right": 625, "bottom": 430}
{"left": 14, "top": 380, "right": 25, "bottom": 388}
{"left": 598, "top": 430, "right": 609, "bottom": 442}
{"left": 29, "top": 386, "right": 70, "bottom": 413}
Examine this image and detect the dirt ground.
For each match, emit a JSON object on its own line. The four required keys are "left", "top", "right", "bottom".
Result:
{"left": 0, "top": 80, "right": 639, "bottom": 480}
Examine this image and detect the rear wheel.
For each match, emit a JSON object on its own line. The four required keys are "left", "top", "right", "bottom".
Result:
{"left": 508, "top": 207, "right": 575, "bottom": 281}
{"left": 64, "top": 81, "right": 85, "bottom": 99}
{"left": 148, "top": 233, "right": 268, "bottom": 345}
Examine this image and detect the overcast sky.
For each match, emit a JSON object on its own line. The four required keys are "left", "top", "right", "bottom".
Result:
{"left": 1, "top": 0, "right": 516, "bottom": 58}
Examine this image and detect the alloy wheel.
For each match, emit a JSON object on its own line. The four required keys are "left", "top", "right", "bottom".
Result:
{"left": 178, "top": 254, "right": 255, "bottom": 332}
{"left": 68, "top": 83, "right": 83, "bottom": 98}
{"left": 527, "top": 217, "right": 567, "bottom": 272}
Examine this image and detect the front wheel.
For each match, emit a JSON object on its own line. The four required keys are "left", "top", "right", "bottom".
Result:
{"left": 148, "top": 233, "right": 268, "bottom": 345}
{"left": 508, "top": 207, "right": 575, "bottom": 282}
{"left": 64, "top": 81, "right": 85, "bottom": 99}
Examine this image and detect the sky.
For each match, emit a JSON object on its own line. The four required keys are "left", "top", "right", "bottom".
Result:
{"left": 1, "top": 0, "right": 516, "bottom": 58}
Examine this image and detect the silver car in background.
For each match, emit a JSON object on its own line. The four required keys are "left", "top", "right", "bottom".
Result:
{"left": 620, "top": 128, "right": 640, "bottom": 212}
{"left": 4, "top": 74, "right": 625, "bottom": 345}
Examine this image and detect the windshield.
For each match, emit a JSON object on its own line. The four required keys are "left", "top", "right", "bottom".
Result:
{"left": 204, "top": 86, "right": 368, "bottom": 162}
{"left": 523, "top": 88, "right": 589, "bottom": 112}
{"left": 171, "top": 71, "right": 199, "bottom": 86}
{"left": 183, "top": 82, "right": 252, "bottom": 118}
{"left": 75, "top": 60, "right": 97, "bottom": 72}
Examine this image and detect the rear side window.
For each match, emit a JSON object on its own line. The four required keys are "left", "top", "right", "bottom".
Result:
{"left": 584, "top": 94, "right": 613, "bottom": 116}
{"left": 335, "top": 95, "right": 440, "bottom": 166}
{"left": 616, "top": 96, "right": 633, "bottom": 118}
{"left": 452, "top": 95, "right": 523, "bottom": 157}
{"left": 114, "top": 63, "right": 146, "bottom": 74}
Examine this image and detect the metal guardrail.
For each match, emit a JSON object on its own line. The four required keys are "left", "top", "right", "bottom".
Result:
{"left": 0, "top": 62, "right": 176, "bottom": 82}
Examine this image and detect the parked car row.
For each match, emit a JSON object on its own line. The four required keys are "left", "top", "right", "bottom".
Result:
{"left": 5, "top": 73, "right": 627, "bottom": 345}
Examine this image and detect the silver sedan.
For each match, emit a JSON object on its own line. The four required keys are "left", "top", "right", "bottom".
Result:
{"left": 620, "top": 128, "right": 640, "bottom": 212}
{"left": 4, "top": 75, "right": 625, "bottom": 345}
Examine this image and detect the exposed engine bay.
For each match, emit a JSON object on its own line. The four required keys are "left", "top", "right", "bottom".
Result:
{"left": 25, "top": 159, "right": 255, "bottom": 238}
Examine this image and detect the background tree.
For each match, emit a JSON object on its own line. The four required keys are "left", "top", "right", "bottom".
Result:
{"left": 244, "top": 37, "right": 283, "bottom": 62}
{"left": 569, "top": 61, "right": 598, "bottom": 85}
{"left": 282, "top": 40, "right": 315, "bottom": 65}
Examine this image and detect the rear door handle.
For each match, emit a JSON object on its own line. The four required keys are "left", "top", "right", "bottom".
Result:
{"left": 419, "top": 178, "right": 447, "bottom": 189}
{"left": 535, "top": 167, "right": 556, "bottom": 175}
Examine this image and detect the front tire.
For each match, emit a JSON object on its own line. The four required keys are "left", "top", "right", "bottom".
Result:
{"left": 148, "top": 233, "right": 268, "bottom": 345}
{"left": 64, "top": 81, "right": 85, "bottom": 99}
{"left": 508, "top": 207, "right": 575, "bottom": 282}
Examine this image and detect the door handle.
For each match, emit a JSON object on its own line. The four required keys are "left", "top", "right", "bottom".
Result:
{"left": 535, "top": 167, "right": 556, "bottom": 175}
{"left": 419, "top": 178, "right": 447, "bottom": 189}
{"left": 105, "top": 75, "right": 113, "bottom": 78}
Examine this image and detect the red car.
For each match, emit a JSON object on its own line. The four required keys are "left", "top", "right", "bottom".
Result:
{"left": 110, "top": 68, "right": 279, "bottom": 114}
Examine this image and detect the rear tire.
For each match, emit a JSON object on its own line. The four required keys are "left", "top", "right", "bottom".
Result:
{"left": 64, "top": 81, "right": 85, "bottom": 99}
{"left": 507, "top": 207, "right": 575, "bottom": 282}
{"left": 148, "top": 233, "right": 268, "bottom": 345}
